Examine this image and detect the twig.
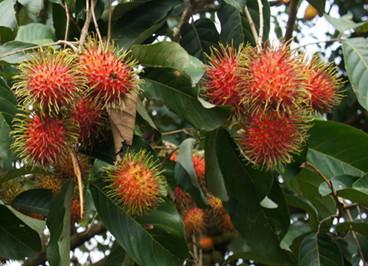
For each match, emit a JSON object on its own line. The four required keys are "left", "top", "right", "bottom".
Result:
{"left": 107, "top": 0, "right": 112, "bottom": 45}
{"left": 284, "top": 0, "right": 299, "bottom": 42}
{"left": 302, "top": 162, "right": 344, "bottom": 216}
{"left": 23, "top": 223, "right": 107, "bottom": 266}
{"left": 0, "top": 40, "right": 78, "bottom": 58}
{"left": 294, "top": 38, "right": 342, "bottom": 49}
{"left": 257, "top": 0, "right": 264, "bottom": 49}
{"left": 161, "top": 128, "right": 194, "bottom": 136}
{"left": 345, "top": 209, "right": 366, "bottom": 265}
{"left": 80, "top": 0, "right": 92, "bottom": 45}
{"left": 244, "top": 6, "right": 260, "bottom": 51}
{"left": 172, "top": 7, "right": 192, "bottom": 42}
{"left": 91, "top": 0, "right": 103, "bottom": 43}
{"left": 70, "top": 150, "right": 84, "bottom": 219}
{"left": 63, "top": 0, "right": 71, "bottom": 44}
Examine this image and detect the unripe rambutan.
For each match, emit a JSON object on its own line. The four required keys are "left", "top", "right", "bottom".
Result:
{"left": 239, "top": 46, "right": 307, "bottom": 114}
{"left": 0, "top": 179, "right": 24, "bottom": 204}
{"left": 238, "top": 111, "right": 308, "bottom": 170}
{"left": 11, "top": 113, "right": 78, "bottom": 166}
{"left": 79, "top": 39, "right": 139, "bottom": 109}
{"left": 71, "top": 98, "right": 104, "bottom": 143}
{"left": 204, "top": 45, "right": 241, "bottom": 106}
{"left": 105, "top": 150, "right": 168, "bottom": 216}
{"left": 303, "top": 59, "right": 343, "bottom": 113}
{"left": 13, "top": 49, "right": 81, "bottom": 115}
{"left": 174, "top": 186, "right": 195, "bottom": 211}
{"left": 54, "top": 153, "right": 89, "bottom": 179}
{"left": 183, "top": 207, "right": 206, "bottom": 234}
{"left": 39, "top": 175, "right": 64, "bottom": 193}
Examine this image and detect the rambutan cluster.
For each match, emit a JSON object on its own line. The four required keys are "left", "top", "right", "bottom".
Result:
{"left": 203, "top": 44, "right": 343, "bottom": 170}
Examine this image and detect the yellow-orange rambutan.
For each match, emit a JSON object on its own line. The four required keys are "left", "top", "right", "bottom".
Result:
{"left": 183, "top": 207, "right": 206, "bottom": 234}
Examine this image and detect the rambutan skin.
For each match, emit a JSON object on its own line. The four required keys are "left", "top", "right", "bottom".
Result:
{"left": 192, "top": 154, "right": 206, "bottom": 186}
{"left": 183, "top": 207, "right": 206, "bottom": 234}
{"left": 238, "top": 111, "right": 308, "bottom": 170}
{"left": 174, "top": 186, "right": 195, "bottom": 211}
{"left": 204, "top": 45, "right": 241, "bottom": 106}
{"left": 105, "top": 150, "right": 168, "bottom": 216}
{"left": 71, "top": 98, "right": 104, "bottom": 143}
{"left": 13, "top": 49, "right": 82, "bottom": 115}
{"left": 303, "top": 59, "right": 343, "bottom": 113}
{"left": 71, "top": 198, "right": 81, "bottom": 222}
{"left": 238, "top": 46, "right": 307, "bottom": 114}
{"left": 11, "top": 113, "right": 78, "bottom": 166}
{"left": 79, "top": 39, "right": 140, "bottom": 109}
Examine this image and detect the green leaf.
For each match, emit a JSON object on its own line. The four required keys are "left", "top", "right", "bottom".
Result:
{"left": 306, "top": 0, "right": 326, "bottom": 16}
{"left": 91, "top": 184, "right": 184, "bottom": 266}
{"left": 336, "top": 222, "right": 368, "bottom": 236}
{"left": 0, "top": 41, "right": 35, "bottom": 63}
{"left": 343, "top": 37, "right": 368, "bottom": 111}
{"left": 307, "top": 120, "right": 368, "bottom": 178}
{"left": 180, "top": 18, "right": 219, "bottom": 61}
{"left": 0, "top": 114, "right": 14, "bottom": 170}
{"left": 112, "top": 0, "right": 180, "bottom": 48}
{"left": 298, "top": 233, "right": 344, "bottom": 266}
{"left": 223, "top": 0, "right": 247, "bottom": 11}
{"left": 325, "top": 14, "right": 365, "bottom": 33}
{"left": 0, "top": 78, "right": 16, "bottom": 105}
{"left": 0, "top": 204, "right": 41, "bottom": 260}
{"left": 216, "top": 128, "right": 294, "bottom": 265}
{"left": 141, "top": 70, "right": 230, "bottom": 131}
{"left": 12, "top": 189, "right": 53, "bottom": 216}
{"left": 281, "top": 221, "right": 312, "bottom": 252}
{"left": 205, "top": 130, "right": 228, "bottom": 200}
{"left": 285, "top": 194, "right": 319, "bottom": 230}
{"left": 15, "top": 23, "right": 55, "bottom": 44}
{"left": 0, "top": 0, "right": 17, "bottom": 30}
{"left": 104, "top": 242, "right": 126, "bottom": 266}
{"left": 132, "top": 41, "right": 205, "bottom": 84}
{"left": 46, "top": 181, "right": 74, "bottom": 266}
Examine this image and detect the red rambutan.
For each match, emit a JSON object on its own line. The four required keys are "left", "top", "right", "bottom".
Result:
{"left": 79, "top": 39, "right": 139, "bottom": 109}
{"left": 105, "top": 150, "right": 168, "bottom": 216}
{"left": 183, "top": 207, "right": 206, "bottom": 234}
{"left": 13, "top": 49, "right": 81, "bottom": 114}
{"left": 239, "top": 46, "right": 307, "bottom": 114}
{"left": 11, "top": 113, "right": 78, "bottom": 166}
{"left": 303, "top": 58, "right": 343, "bottom": 113}
{"left": 207, "top": 195, "right": 224, "bottom": 215}
{"left": 71, "top": 198, "right": 81, "bottom": 222}
{"left": 71, "top": 98, "right": 104, "bottom": 143}
{"left": 174, "top": 186, "right": 195, "bottom": 211}
{"left": 238, "top": 111, "right": 308, "bottom": 170}
{"left": 204, "top": 45, "right": 241, "bottom": 106}
{"left": 192, "top": 154, "right": 206, "bottom": 187}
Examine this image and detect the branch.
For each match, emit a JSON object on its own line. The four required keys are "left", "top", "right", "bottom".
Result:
{"left": 172, "top": 7, "right": 192, "bottom": 42}
{"left": 23, "top": 223, "right": 107, "bottom": 266}
{"left": 80, "top": 0, "right": 92, "bottom": 45}
{"left": 257, "top": 0, "right": 264, "bottom": 49}
{"left": 63, "top": 0, "right": 71, "bottom": 43}
{"left": 244, "top": 6, "right": 260, "bottom": 51}
{"left": 284, "top": 0, "right": 299, "bottom": 42}
{"left": 345, "top": 208, "right": 366, "bottom": 264}
{"left": 91, "top": 0, "right": 103, "bottom": 43}
{"left": 294, "top": 38, "right": 342, "bottom": 49}
{"left": 107, "top": 0, "right": 112, "bottom": 45}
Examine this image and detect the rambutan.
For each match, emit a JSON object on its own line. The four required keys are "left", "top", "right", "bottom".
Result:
{"left": 54, "top": 153, "right": 90, "bottom": 179}
{"left": 13, "top": 49, "right": 81, "bottom": 115}
{"left": 238, "top": 46, "right": 307, "bottom": 114}
{"left": 204, "top": 45, "right": 241, "bottom": 106}
{"left": 198, "top": 236, "right": 214, "bottom": 250}
{"left": 192, "top": 154, "right": 206, "bottom": 187}
{"left": 105, "top": 150, "right": 168, "bottom": 216}
{"left": 174, "top": 186, "right": 195, "bottom": 211}
{"left": 39, "top": 175, "right": 64, "bottom": 193}
{"left": 222, "top": 213, "right": 235, "bottom": 232}
{"left": 71, "top": 198, "right": 81, "bottom": 222}
{"left": 183, "top": 207, "right": 206, "bottom": 234}
{"left": 71, "top": 98, "right": 104, "bottom": 143}
{"left": 11, "top": 113, "right": 78, "bottom": 166}
{"left": 207, "top": 195, "right": 224, "bottom": 215}
{"left": 79, "top": 39, "right": 139, "bottom": 109}
{"left": 303, "top": 58, "right": 343, "bottom": 113}
{"left": 238, "top": 111, "right": 308, "bottom": 170}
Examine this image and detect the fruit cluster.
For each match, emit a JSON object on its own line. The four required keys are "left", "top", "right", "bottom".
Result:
{"left": 11, "top": 38, "right": 139, "bottom": 167}
{"left": 204, "top": 44, "right": 342, "bottom": 170}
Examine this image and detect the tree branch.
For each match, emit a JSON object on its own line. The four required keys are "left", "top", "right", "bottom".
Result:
{"left": 244, "top": 6, "right": 260, "bottom": 51}
{"left": 80, "top": 0, "right": 92, "bottom": 45}
{"left": 284, "top": 0, "right": 299, "bottom": 42}
{"left": 257, "top": 0, "right": 264, "bottom": 48}
{"left": 23, "top": 223, "right": 107, "bottom": 266}
{"left": 172, "top": 7, "right": 192, "bottom": 42}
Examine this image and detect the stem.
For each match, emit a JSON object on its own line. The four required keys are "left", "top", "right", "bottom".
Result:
{"left": 244, "top": 6, "right": 260, "bottom": 51}
{"left": 284, "top": 0, "right": 299, "bottom": 42}
{"left": 107, "top": 0, "right": 112, "bottom": 45}
{"left": 0, "top": 40, "right": 78, "bottom": 58}
{"left": 91, "top": 0, "right": 103, "bottom": 43}
{"left": 172, "top": 7, "right": 192, "bottom": 42}
{"left": 294, "top": 38, "right": 342, "bottom": 49}
{"left": 257, "top": 0, "right": 264, "bottom": 49}
{"left": 345, "top": 209, "right": 366, "bottom": 265}
{"left": 70, "top": 150, "right": 84, "bottom": 219}
{"left": 63, "top": 0, "right": 71, "bottom": 44}
{"left": 80, "top": 0, "right": 92, "bottom": 45}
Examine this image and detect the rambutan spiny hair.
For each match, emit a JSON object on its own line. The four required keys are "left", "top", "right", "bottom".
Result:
{"left": 238, "top": 45, "right": 308, "bottom": 114}
{"left": 78, "top": 38, "right": 140, "bottom": 109}
{"left": 203, "top": 44, "right": 241, "bottom": 106}
{"left": 238, "top": 111, "right": 309, "bottom": 170}
{"left": 11, "top": 112, "right": 78, "bottom": 166}
{"left": 303, "top": 57, "right": 343, "bottom": 113}
{"left": 105, "top": 150, "right": 168, "bottom": 216}
{"left": 13, "top": 48, "right": 82, "bottom": 115}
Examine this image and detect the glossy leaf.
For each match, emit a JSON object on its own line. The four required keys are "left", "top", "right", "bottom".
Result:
{"left": 15, "top": 23, "right": 55, "bottom": 44}
{"left": 343, "top": 37, "right": 368, "bottom": 112}
{"left": 91, "top": 184, "right": 184, "bottom": 266}
{"left": 0, "top": 41, "right": 34, "bottom": 63}
{"left": 0, "top": 204, "right": 41, "bottom": 260}
{"left": 285, "top": 194, "right": 319, "bottom": 230}
{"left": 299, "top": 233, "right": 344, "bottom": 266}
{"left": 0, "top": 0, "right": 17, "bottom": 30}
{"left": 0, "top": 114, "right": 14, "bottom": 170}
{"left": 12, "top": 189, "right": 53, "bottom": 216}
{"left": 223, "top": 0, "right": 247, "bottom": 11}
{"left": 46, "top": 181, "right": 74, "bottom": 266}
{"left": 325, "top": 14, "right": 365, "bottom": 32}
